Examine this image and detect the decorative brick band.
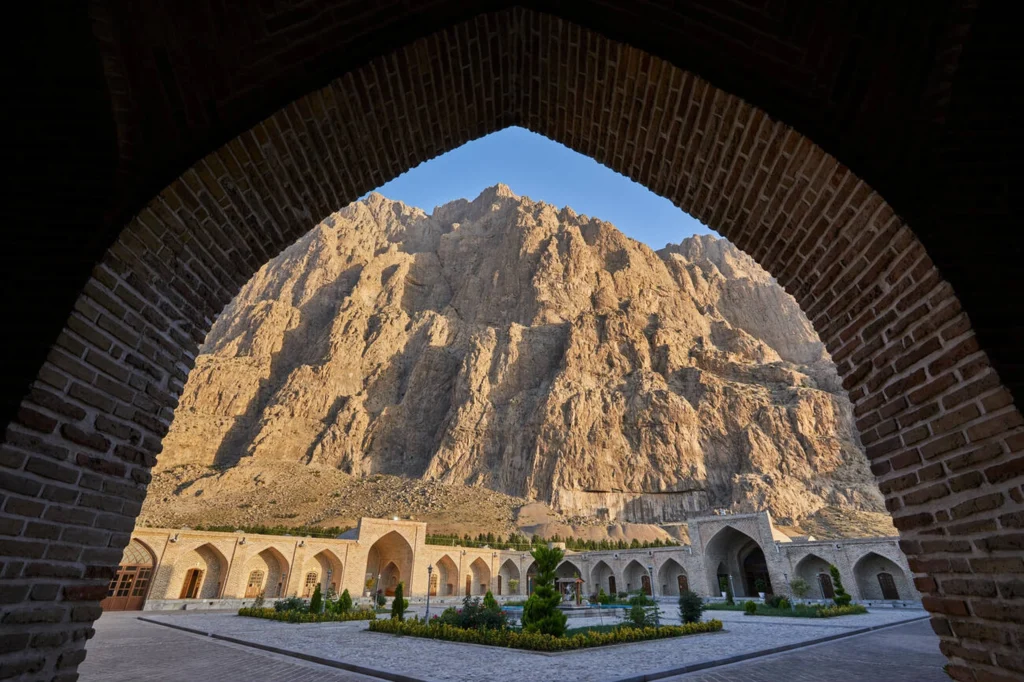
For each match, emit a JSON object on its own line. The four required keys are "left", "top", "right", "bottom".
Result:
{"left": 0, "top": 8, "right": 1020, "bottom": 682}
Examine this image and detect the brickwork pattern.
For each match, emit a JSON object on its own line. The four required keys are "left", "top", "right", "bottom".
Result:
{"left": 0, "top": 8, "right": 1021, "bottom": 681}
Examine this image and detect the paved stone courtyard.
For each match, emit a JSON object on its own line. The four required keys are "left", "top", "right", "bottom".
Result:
{"left": 80, "top": 606, "right": 946, "bottom": 682}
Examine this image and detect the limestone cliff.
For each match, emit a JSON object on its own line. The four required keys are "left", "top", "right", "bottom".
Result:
{"left": 154, "top": 185, "right": 887, "bottom": 531}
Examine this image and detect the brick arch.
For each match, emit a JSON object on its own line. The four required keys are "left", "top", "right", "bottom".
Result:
{"left": 0, "top": 8, "right": 1021, "bottom": 680}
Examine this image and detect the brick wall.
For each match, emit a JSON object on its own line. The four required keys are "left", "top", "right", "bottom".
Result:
{"left": 0, "top": 8, "right": 1021, "bottom": 681}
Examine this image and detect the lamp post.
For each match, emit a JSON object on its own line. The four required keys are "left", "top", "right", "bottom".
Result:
{"left": 426, "top": 564, "right": 433, "bottom": 622}
{"left": 377, "top": 572, "right": 382, "bottom": 608}
{"left": 647, "top": 564, "right": 659, "bottom": 626}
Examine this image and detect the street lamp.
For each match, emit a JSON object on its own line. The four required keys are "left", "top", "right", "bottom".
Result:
{"left": 647, "top": 564, "right": 659, "bottom": 626}
{"left": 426, "top": 564, "right": 433, "bottom": 621}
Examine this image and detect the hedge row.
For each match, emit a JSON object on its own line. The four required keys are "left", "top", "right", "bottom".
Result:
{"left": 367, "top": 618, "right": 723, "bottom": 651}
{"left": 238, "top": 607, "right": 376, "bottom": 623}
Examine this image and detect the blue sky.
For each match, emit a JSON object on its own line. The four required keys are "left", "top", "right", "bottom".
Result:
{"left": 366, "top": 127, "right": 716, "bottom": 249}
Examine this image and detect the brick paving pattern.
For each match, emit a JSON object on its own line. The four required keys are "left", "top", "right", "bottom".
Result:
{"left": 88, "top": 608, "right": 940, "bottom": 682}
{"left": 78, "top": 612, "right": 377, "bottom": 682}
{"left": 666, "top": 619, "right": 947, "bottom": 682}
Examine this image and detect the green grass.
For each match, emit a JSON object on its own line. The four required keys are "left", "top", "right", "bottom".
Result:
{"left": 703, "top": 602, "right": 745, "bottom": 611}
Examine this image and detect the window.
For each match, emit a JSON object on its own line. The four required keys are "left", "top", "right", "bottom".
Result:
{"left": 132, "top": 568, "right": 152, "bottom": 597}
{"left": 303, "top": 572, "right": 318, "bottom": 598}
{"left": 245, "top": 570, "right": 265, "bottom": 598}
{"left": 180, "top": 568, "right": 204, "bottom": 599}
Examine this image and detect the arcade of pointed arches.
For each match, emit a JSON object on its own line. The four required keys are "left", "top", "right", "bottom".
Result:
{"left": 107, "top": 512, "right": 918, "bottom": 611}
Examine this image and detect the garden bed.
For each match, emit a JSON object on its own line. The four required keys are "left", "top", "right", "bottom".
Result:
{"left": 746, "top": 604, "right": 868, "bottom": 618}
{"left": 367, "top": 618, "right": 723, "bottom": 652}
{"left": 238, "top": 606, "right": 376, "bottom": 623}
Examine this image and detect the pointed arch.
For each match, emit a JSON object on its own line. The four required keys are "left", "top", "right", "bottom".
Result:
{"left": 303, "top": 549, "right": 343, "bottom": 595}
{"left": 173, "top": 542, "right": 229, "bottom": 600}
{"left": 703, "top": 525, "right": 767, "bottom": 598}
{"left": 434, "top": 554, "right": 459, "bottom": 597}
{"left": 853, "top": 552, "right": 912, "bottom": 601}
{"left": 497, "top": 558, "right": 520, "bottom": 596}
{"left": 555, "top": 559, "right": 583, "bottom": 580}
{"left": 657, "top": 558, "right": 688, "bottom": 596}
{"left": 366, "top": 530, "right": 415, "bottom": 597}
{"left": 590, "top": 560, "right": 617, "bottom": 597}
{"left": 525, "top": 560, "right": 538, "bottom": 595}
{"left": 794, "top": 553, "right": 833, "bottom": 599}
{"left": 101, "top": 539, "right": 158, "bottom": 611}
{"left": 240, "top": 546, "right": 290, "bottom": 598}
{"left": 623, "top": 560, "right": 651, "bottom": 596}
{"left": 469, "top": 557, "right": 491, "bottom": 596}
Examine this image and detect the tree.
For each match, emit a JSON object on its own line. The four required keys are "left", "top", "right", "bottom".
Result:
{"left": 521, "top": 544, "right": 568, "bottom": 637}
{"left": 508, "top": 579, "right": 519, "bottom": 594}
{"left": 829, "top": 565, "right": 852, "bottom": 606}
{"left": 678, "top": 590, "right": 704, "bottom": 624}
{"left": 483, "top": 590, "right": 499, "bottom": 611}
{"left": 338, "top": 588, "right": 353, "bottom": 613}
{"left": 789, "top": 578, "right": 810, "bottom": 601}
{"left": 309, "top": 583, "right": 323, "bottom": 614}
{"left": 390, "top": 582, "right": 408, "bottom": 620}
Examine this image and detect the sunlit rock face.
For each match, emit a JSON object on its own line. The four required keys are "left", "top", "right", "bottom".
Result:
{"left": 159, "top": 185, "right": 884, "bottom": 527}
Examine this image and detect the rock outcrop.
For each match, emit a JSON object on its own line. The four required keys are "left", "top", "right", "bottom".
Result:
{"left": 153, "top": 185, "right": 888, "bottom": 531}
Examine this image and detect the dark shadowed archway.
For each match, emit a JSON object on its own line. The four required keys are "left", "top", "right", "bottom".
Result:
{"left": 1, "top": 7, "right": 1022, "bottom": 680}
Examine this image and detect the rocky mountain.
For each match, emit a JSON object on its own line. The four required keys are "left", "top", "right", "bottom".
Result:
{"left": 147, "top": 185, "right": 892, "bottom": 538}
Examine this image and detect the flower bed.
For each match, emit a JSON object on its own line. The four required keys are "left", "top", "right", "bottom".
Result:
{"left": 745, "top": 603, "right": 868, "bottom": 618}
{"left": 238, "top": 607, "right": 376, "bottom": 623}
{"left": 367, "top": 618, "right": 723, "bottom": 651}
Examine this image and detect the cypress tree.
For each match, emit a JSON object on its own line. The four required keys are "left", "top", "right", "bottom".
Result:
{"left": 338, "top": 588, "right": 353, "bottom": 613}
{"left": 309, "top": 583, "right": 323, "bottom": 614}
{"left": 829, "top": 565, "right": 852, "bottom": 606}
{"left": 521, "top": 545, "right": 568, "bottom": 637}
{"left": 390, "top": 582, "right": 408, "bottom": 620}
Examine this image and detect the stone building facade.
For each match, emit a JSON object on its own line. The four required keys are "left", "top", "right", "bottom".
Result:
{"left": 104, "top": 512, "right": 919, "bottom": 612}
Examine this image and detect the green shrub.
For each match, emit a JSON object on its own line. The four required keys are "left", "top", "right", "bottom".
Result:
{"left": 765, "top": 594, "right": 787, "bottom": 609}
{"left": 309, "top": 584, "right": 323, "bottom": 614}
{"left": 376, "top": 591, "right": 387, "bottom": 608}
{"left": 273, "top": 596, "right": 307, "bottom": 613}
{"left": 483, "top": 590, "right": 499, "bottom": 611}
{"left": 521, "top": 545, "right": 568, "bottom": 637}
{"left": 596, "top": 587, "right": 609, "bottom": 605}
{"left": 338, "top": 588, "right": 353, "bottom": 613}
{"left": 789, "top": 578, "right": 810, "bottom": 600}
{"left": 829, "top": 565, "right": 852, "bottom": 606}
{"left": 623, "top": 591, "right": 658, "bottom": 627}
{"left": 744, "top": 600, "right": 757, "bottom": 615}
{"left": 438, "top": 594, "right": 510, "bottom": 630}
{"left": 778, "top": 597, "right": 791, "bottom": 610}
{"left": 754, "top": 578, "right": 767, "bottom": 594}
{"left": 391, "top": 582, "right": 408, "bottom": 620}
{"left": 368, "top": 617, "right": 723, "bottom": 651}
{"left": 239, "top": 606, "right": 375, "bottom": 623}
{"left": 678, "top": 590, "right": 704, "bottom": 624}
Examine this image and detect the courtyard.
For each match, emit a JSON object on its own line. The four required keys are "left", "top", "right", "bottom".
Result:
{"left": 79, "top": 606, "right": 946, "bottom": 682}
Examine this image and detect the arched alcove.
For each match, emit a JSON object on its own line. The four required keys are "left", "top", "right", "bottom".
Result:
{"left": 704, "top": 526, "right": 768, "bottom": 598}
{"left": 1, "top": 7, "right": 1021, "bottom": 678}
{"left": 793, "top": 554, "right": 834, "bottom": 600}
{"left": 590, "top": 560, "right": 617, "bottom": 597}
{"left": 434, "top": 554, "right": 459, "bottom": 597}
{"left": 623, "top": 560, "right": 651, "bottom": 596}
{"left": 366, "top": 531, "right": 414, "bottom": 597}
{"left": 853, "top": 552, "right": 914, "bottom": 602}
{"left": 497, "top": 559, "right": 520, "bottom": 596}
{"left": 468, "top": 558, "right": 491, "bottom": 596}
{"left": 657, "top": 558, "right": 689, "bottom": 597}
{"left": 100, "top": 539, "right": 156, "bottom": 611}
{"left": 241, "top": 547, "right": 290, "bottom": 599}
{"left": 171, "top": 543, "right": 228, "bottom": 601}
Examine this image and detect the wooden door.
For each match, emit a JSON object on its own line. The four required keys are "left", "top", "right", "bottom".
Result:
{"left": 245, "top": 570, "right": 265, "bottom": 598}
{"left": 818, "top": 573, "right": 835, "bottom": 599}
{"left": 878, "top": 572, "right": 899, "bottom": 600}
{"left": 640, "top": 575, "right": 652, "bottom": 596}
{"left": 465, "top": 575, "right": 472, "bottom": 596}
{"left": 101, "top": 540, "right": 155, "bottom": 611}
{"left": 678, "top": 574, "right": 689, "bottom": 593}
{"left": 608, "top": 576, "right": 616, "bottom": 595}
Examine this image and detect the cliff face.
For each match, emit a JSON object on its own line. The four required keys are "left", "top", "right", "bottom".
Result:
{"left": 157, "top": 185, "right": 885, "bottom": 527}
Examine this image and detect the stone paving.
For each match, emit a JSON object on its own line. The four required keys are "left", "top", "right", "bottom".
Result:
{"left": 665, "top": 619, "right": 947, "bottom": 682}
{"left": 120, "top": 605, "right": 938, "bottom": 682}
{"left": 78, "top": 612, "right": 378, "bottom": 682}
